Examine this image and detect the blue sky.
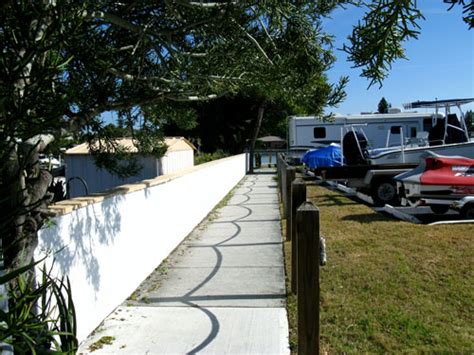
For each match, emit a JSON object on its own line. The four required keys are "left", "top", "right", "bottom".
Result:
{"left": 323, "top": 1, "right": 474, "bottom": 115}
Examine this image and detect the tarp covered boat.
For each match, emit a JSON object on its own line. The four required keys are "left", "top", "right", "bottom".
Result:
{"left": 301, "top": 143, "right": 344, "bottom": 169}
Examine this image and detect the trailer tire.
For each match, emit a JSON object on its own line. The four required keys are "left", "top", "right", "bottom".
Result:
{"left": 460, "top": 203, "right": 474, "bottom": 219}
{"left": 430, "top": 204, "right": 449, "bottom": 214}
{"left": 371, "top": 179, "right": 400, "bottom": 206}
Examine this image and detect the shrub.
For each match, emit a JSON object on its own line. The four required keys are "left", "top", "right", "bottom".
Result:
{"left": 194, "top": 150, "right": 229, "bottom": 165}
{"left": 0, "top": 260, "right": 77, "bottom": 354}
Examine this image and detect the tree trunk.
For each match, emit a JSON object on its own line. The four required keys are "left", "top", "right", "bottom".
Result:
{"left": 1, "top": 136, "right": 54, "bottom": 271}
{"left": 248, "top": 101, "right": 265, "bottom": 173}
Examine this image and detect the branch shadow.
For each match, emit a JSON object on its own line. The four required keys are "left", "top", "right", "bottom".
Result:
{"left": 341, "top": 212, "right": 397, "bottom": 224}
{"left": 138, "top": 173, "right": 282, "bottom": 353}
{"left": 39, "top": 193, "right": 124, "bottom": 293}
{"left": 314, "top": 194, "right": 360, "bottom": 207}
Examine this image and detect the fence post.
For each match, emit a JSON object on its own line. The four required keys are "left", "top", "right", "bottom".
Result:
{"left": 296, "top": 202, "right": 320, "bottom": 355}
{"left": 278, "top": 154, "right": 286, "bottom": 198}
{"left": 291, "top": 178, "right": 306, "bottom": 294}
{"left": 280, "top": 160, "right": 286, "bottom": 203}
{"left": 285, "top": 166, "right": 296, "bottom": 240}
{"left": 277, "top": 154, "right": 282, "bottom": 191}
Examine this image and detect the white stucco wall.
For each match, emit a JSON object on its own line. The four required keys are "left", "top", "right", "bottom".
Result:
{"left": 36, "top": 154, "right": 247, "bottom": 342}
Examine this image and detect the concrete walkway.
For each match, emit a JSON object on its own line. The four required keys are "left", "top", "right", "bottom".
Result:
{"left": 78, "top": 171, "right": 289, "bottom": 354}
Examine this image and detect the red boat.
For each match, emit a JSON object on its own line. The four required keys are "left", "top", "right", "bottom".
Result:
{"left": 395, "top": 152, "right": 474, "bottom": 217}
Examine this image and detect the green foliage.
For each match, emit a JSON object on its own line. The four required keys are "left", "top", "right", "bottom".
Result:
{"left": 1, "top": 1, "right": 351, "bottom": 176}
{"left": 85, "top": 135, "right": 143, "bottom": 178}
{"left": 88, "top": 336, "right": 116, "bottom": 352}
{"left": 0, "top": 261, "right": 77, "bottom": 354}
{"left": 344, "top": 0, "right": 472, "bottom": 87}
{"left": 195, "top": 150, "right": 229, "bottom": 165}
{"left": 102, "top": 124, "right": 131, "bottom": 139}
{"left": 2, "top": 1, "right": 471, "bottom": 158}
{"left": 3, "top": 1, "right": 469, "bottom": 172}
{"left": 378, "top": 97, "right": 390, "bottom": 113}
{"left": 163, "top": 95, "right": 292, "bottom": 154}
{"left": 444, "top": 0, "right": 474, "bottom": 28}
{"left": 344, "top": 0, "right": 425, "bottom": 87}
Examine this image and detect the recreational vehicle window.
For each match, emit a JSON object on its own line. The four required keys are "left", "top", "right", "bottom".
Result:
{"left": 390, "top": 126, "right": 402, "bottom": 134}
{"left": 313, "top": 127, "right": 326, "bottom": 138}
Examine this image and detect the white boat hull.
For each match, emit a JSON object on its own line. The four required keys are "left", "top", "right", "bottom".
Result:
{"left": 369, "top": 141, "right": 474, "bottom": 165}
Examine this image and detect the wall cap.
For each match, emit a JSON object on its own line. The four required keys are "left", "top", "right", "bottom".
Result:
{"left": 48, "top": 154, "right": 246, "bottom": 216}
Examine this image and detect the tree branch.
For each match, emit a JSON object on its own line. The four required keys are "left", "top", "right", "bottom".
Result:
{"left": 91, "top": 11, "right": 217, "bottom": 39}
{"left": 174, "top": 0, "right": 238, "bottom": 9}
{"left": 235, "top": 22, "right": 274, "bottom": 65}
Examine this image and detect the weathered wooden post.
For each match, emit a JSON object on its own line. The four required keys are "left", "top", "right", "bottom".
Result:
{"left": 284, "top": 166, "right": 296, "bottom": 240}
{"left": 278, "top": 154, "right": 286, "bottom": 198}
{"left": 277, "top": 154, "right": 282, "bottom": 191}
{"left": 279, "top": 158, "right": 286, "bottom": 202}
{"left": 291, "top": 178, "right": 306, "bottom": 294}
{"left": 296, "top": 202, "right": 320, "bottom": 355}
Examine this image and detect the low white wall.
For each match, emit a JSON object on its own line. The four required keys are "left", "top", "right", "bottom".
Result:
{"left": 37, "top": 154, "right": 248, "bottom": 342}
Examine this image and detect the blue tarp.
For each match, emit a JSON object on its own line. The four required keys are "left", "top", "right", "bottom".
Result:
{"left": 301, "top": 144, "right": 344, "bottom": 169}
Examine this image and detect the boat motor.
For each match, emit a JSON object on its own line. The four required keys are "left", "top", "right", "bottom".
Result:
{"left": 342, "top": 130, "right": 369, "bottom": 165}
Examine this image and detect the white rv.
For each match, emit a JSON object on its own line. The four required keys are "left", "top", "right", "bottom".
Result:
{"left": 288, "top": 110, "right": 443, "bottom": 156}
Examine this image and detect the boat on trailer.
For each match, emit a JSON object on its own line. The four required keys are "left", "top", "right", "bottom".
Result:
{"left": 366, "top": 98, "right": 474, "bottom": 165}
{"left": 310, "top": 98, "right": 474, "bottom": 206}
{"left": 395, "top": 152, "right": 474, "bottom": 218}
{"left": 288, "top": 109, "right": 444, "bottom": 160}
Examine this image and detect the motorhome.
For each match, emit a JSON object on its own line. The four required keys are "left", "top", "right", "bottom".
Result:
{"left": 288, "top": 109, "right": 443, "bottom": 157}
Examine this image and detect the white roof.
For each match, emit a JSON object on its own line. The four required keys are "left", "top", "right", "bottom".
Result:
{"left": 290, "top": 111, "right": 439, "bottom": 122}
{"left": 66, "top": 137, "right": 195, "bottom": 155}
{"left": 343, "top": 112, "right": 436, "bottom": 120}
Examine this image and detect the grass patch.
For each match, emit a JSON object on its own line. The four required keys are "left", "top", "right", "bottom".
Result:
{"left": 284, "top": 184, "right": 473, "bottom": 353}
{"left": 89, "top": 336, "right": 115, "bottom": 352}
{"left": 206, "top": 179, "right": 240, "bottom": 222}
{"left": 215, "top": 187, "right": 235, "bottom": 209}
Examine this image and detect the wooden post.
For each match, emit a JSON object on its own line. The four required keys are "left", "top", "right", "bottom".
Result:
{"left": 285, "top": 166, "right": 296, "bottom": 240}
{"left": 277, "top": 154, "right": 282, "bottom": 191}
{"left": 291, "top": 178, "right": 306, "bottom": 294}
{"left": 297, "top": 202, "right": 320, "bottom": 355}
{"left": 278, "top": 154, "right": 286, "bottom": 197}
{"left": 280, "top": 159, "right": 286, "bottom": 204}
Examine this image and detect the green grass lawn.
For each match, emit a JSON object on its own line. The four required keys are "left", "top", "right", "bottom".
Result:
{"left": 284, "top": 183, "right": 473, "bottom": 353}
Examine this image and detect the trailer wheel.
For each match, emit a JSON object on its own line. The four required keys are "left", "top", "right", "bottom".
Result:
{"left": 430, "top": 204, "right": 449, "bottom": 214}
{"left": 460, "top": 203, "right": 474, "bottom": 219}
{"left": 371, "top": 179, "right": 400, "bottom": 206}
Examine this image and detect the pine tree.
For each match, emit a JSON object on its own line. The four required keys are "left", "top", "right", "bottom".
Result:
{"left": 378, "top": 97, "right": 390, "bottom": 113}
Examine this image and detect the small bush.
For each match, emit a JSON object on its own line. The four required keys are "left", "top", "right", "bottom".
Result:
{"left": 194, "top": 150, "right": 229, "bottom": 165}
{"left": 0, "top": 260, "right": 78, "bottom": 354}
